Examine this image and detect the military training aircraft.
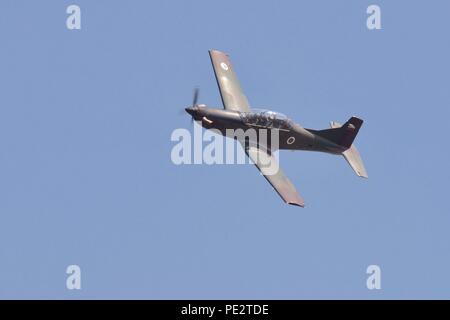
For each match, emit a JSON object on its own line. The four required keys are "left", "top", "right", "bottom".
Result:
{"left": 185, "top": 49, "right": 367, "bottom": 207}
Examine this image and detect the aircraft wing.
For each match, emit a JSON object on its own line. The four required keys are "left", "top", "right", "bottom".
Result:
{"left": 209, "top": 49, "right": 251, "bottom": 112}
{"left": 246, "top": 146, "right": 305, "bottom": 207}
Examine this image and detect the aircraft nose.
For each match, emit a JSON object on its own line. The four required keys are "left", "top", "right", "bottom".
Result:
{"left": 185, "top": 107, "right": 195, "bottom": 116}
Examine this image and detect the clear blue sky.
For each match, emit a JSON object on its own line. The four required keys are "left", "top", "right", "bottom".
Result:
{"left": 0, "top": 0, "right": 449, "bottom": 299}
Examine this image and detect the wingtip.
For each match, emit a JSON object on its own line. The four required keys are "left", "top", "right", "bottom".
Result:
{"left": 356, "top": 170, "right": 369, "bottom": 179}
{"left": 288, "top": 201, "right": 305, "bottom": 208}
{"left": 209, "top": 49, "right": 228, "bottom": 56}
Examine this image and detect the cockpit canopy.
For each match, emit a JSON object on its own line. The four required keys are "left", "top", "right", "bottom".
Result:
{"left": 240, "top": 109, "right": 293, "bottom": 130}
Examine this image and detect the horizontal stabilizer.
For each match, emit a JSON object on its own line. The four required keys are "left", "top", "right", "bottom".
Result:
{"left": 342, "top": 145, "right": 368, "bottom": 178}
{"left": 330, "top": 121, "right": 368, "bottom": 178}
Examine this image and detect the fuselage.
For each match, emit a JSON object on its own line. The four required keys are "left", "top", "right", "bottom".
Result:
{"left": 185, "top": 106, "right": 345, "bottom": 154}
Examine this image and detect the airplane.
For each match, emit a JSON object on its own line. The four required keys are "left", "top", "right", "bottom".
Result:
{"left": 185, "top": 49, "right": 367, "bottom": 207}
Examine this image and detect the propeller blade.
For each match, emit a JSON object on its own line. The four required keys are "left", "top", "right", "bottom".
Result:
{"left": 192, "top": 87, "right": 199, "bottom": 106}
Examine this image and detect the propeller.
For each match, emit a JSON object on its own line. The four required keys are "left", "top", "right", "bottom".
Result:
{"left": 185, "top": 87, "right": 200, "bottom": 123}
{"left": 192, "top": 87, "right": 199, "bottom": 107}
{"left": 180, "top": 87, "right": 199, "bottom": 117}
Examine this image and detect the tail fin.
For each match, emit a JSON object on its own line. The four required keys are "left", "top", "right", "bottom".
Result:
{"left": 330, "top": 119, "right": 368, "bottom": 178}
{"left": 329, "top": 117, "right": 363, "bottom": 149}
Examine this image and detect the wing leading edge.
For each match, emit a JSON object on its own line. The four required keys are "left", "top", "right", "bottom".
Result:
{"left": 246, "top": 146, "right": 305, "bottom": 207}
{"left": 209, "top": 49, "right": 251, "bottom": 112}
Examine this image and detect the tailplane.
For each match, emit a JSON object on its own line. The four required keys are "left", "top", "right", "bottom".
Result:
{"left": 330, "top": 119, "right": 368, "bottom": 178}
{"left": 341, "top": 144, "right": 368, "bottom": 178}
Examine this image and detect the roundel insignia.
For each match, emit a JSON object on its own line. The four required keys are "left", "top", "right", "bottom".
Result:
{"left": 220, "top": 62, "right": 229, "bottom": 71}
{"left": 287, "top": 137, "right": 295, "bottom": 145}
